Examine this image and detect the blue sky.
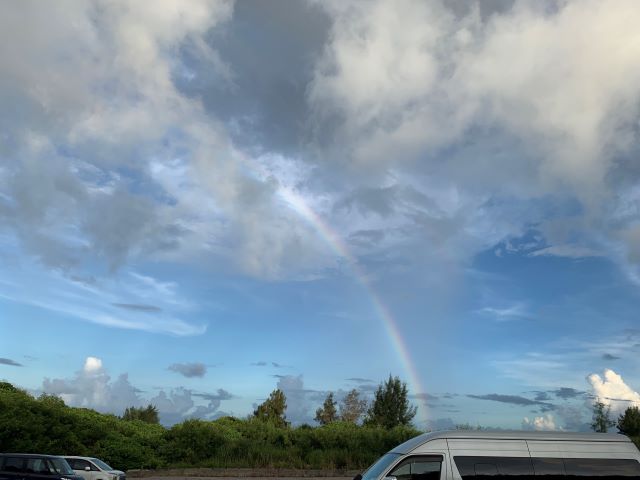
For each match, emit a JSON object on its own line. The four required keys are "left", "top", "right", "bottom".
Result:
{"left": 2, "top": 0, "right": 640, "bottom": 430}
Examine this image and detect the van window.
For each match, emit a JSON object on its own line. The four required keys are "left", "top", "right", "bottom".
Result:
{"left": 70, "top": 459, "right": 95, "bottom": 471}
{"left": 26, "top": 458, "right": 52, "bottom": 474}
{"left": 389, "top": 456, "right": 442, "bottom": 480}
{"left": 532, "top": 458, "right": 565, "bottom": 476}
{"left": 454, "top": 457, "right": 533, "bottom": 479}
{"left": 3, "top": 457, "right": 25, "bottom": 473}
{"left": 563, "top": 458, "right": 640, "bottom": 477}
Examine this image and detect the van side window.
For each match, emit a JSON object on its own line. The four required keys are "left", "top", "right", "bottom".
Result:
{"left": 454, "top": 457, "right": 534, "bottom": 479}
{"left": 3, "top": 457, "right": 25, "bottom": 473}
{"left": 389, "top": 456, "right": 442, "bottom": 480}
{"left": 563, "top": 458, "right": 640, "bottom": 477}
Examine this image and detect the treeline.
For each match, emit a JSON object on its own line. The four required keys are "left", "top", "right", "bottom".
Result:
{"left": 0, "top": 380, "right": 419, "bottom": 471}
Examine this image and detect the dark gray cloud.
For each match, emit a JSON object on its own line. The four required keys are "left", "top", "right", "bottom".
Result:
{"left": 533, "top": 391, "right": 551, "bottom": 401}
{"left": 112, "top": 303, "right": 163, "bottom": 313}
{"left": 468, "top": 393, "right": 552, "bottom": 407}
{"left": 168, "top": 362, "right": 207, "bottom": 378}
{"left": 602, "top": 353, "right": 620, "bottom": 361}
{"left": 193, "top": 389, "right": 234, "bottom": 401}
{"left": 552, "top": 387, "right": 585, "bottom": 400}
{"left": 0, "top": 358, "right": 22, "bottom": 367}
{"left": 251, "top": 361, "right": 267, "bottom": 367}
{"left": 181, "top": 1, "right": 330, "bottom": 156}
{"left": 346, "top": 377, "right": 375, "bottom": 383}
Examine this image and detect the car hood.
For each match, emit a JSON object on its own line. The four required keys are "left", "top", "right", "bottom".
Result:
{"left": 107, "top": 471, "right": 125, "bottom": 476}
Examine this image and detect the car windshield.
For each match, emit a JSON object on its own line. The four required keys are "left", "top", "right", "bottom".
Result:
{"left": 362, "top": 453, "right": 402, "bottom": 480}
{"left": 91, "top": 459, "right": 113, "bottom": 471}
{"left": 49, "top": 458, "right": 74, "bottom": 475}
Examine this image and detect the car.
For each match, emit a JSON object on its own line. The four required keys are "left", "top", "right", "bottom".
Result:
{"left": 63, "top": 457, "right": 125, "bottom": 480}
{"left": 0, "top": 453, "right": 82, "bottom": 480}
{"left": 357, "top": 430, "right": 640, "bottom": 480}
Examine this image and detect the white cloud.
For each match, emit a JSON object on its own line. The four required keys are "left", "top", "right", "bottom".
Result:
{"left": 40, "top": 356, "right": 230, "bottom": 425}
{"left": 522, "top": 414, "right": 558, "bottom": 431}
{"left": 587, "top": 369, "right": 640, "bottom": 416}
{"left": 84, "top": 357, "right": 103, "bottom": 374}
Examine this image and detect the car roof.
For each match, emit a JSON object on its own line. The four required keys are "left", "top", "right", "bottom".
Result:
{"left": 0, "top": 454, "right": 65, "bottom": 458}
{"left": 63, "top": 456, "right": 96, "bottom": 460}
{"left": 391, "top": 430, "right": 631, "bottom": 454}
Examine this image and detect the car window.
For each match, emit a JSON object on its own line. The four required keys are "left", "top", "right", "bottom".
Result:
{"left": 3, "top": 457, "right": 25, "bottom": 473}
{"left": 26, "top": 458, "right": 51, "bottom": 475}
{"left": 389, "top": 456, "right": 442, "bottom": 480}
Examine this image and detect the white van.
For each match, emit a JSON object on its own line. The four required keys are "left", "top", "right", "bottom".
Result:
{"left": 358, "top": 431, "right": 640, "bottom": 480}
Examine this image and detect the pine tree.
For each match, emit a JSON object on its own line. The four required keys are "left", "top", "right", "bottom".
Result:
{"left": 365, "top": 375, "right": 417, "bottom": 428}
{"left": 591, "top": 400, "right": 615, "bottom": 432}
{"left": 315, "top": 392, "right": 338, "bottom": 425}
{"left": 253, "top": 389, "right": 288, "bottom": 427}
{"left": 617, "top": 406, "right": 640, "bottom": 436}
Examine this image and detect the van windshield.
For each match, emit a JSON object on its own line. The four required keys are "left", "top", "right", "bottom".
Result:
{"left": 362, "top": 453, "right": 402, "bottom": 480}
{"left": 91, "top": 459, "right": 113, "bottom": 471}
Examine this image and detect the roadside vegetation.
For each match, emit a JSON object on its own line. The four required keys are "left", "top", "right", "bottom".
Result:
{"left": 0, "top": 377, "right": 418, "bottom": 471}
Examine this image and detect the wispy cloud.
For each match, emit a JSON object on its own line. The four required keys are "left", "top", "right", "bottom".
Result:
{"left": 477, "top": 303, "right": 531, "bottom": 321}
{"left": 112, "top": 303, "right": 163, "bottom": 313}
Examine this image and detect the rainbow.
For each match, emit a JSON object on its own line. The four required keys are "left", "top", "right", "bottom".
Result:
{"left": 279, "top": 187, "right": 429, "bottom": 425}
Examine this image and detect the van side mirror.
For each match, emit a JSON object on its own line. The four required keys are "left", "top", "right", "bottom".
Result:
{"left": 85, "top": 467, "right": 91, "bottom": 471}
{"left": 353, "top": 475, "right": 362, "bottom": 480}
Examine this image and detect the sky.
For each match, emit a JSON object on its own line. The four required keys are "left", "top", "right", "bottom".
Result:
{"left": 2, "top": 0, "right": 640, "bottom": 430}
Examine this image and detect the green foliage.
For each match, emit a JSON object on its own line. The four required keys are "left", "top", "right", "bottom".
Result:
{"left": 618, "top": 406, "right": 640, "bottom": 436}
{"left": 0, "top": 385, "right": 164, "bottom": 470}
{"left": 365, "top": 375, "right": 417, "bottom": 428}
{"left": 315, "top": 392, "right": 338, "bottom": 425}
{"left": 253, "top": 389, "right": 288, "bottom": 427}
{"left": 0, "top": 381, "right": 421, "bottom": 471}
{"left": 122, "top": 405, "right": 160, "bottom": 424}
{"left": 339, "top": 389, "right": 368, "bottom": 424}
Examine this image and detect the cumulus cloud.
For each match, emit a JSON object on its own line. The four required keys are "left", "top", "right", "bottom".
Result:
{"left": 40, "top": 357, "right": 231, "bottom": 424}
{"left": 522, "top": 414, "right": 558, "bottom": 431}
{"left": 587, "top": 369, "right": 640, "bottom": 416}
{"left": 168, "top": 362, "right": 207, "bottom": 378}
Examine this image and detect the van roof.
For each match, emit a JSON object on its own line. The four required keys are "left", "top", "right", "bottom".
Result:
{"left": 391, "top": 430, "right": 631, "bottom": 454}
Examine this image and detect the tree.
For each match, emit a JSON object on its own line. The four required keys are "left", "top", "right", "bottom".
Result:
{"left": 253, "top": 389, "right": 288, "bottom": 427}
{"left": 591, "top": 400, "right": 615, "bottom": 433}
{"left": 618, "top": 406, "right": 640, "bottom": 436}
{"left": 315, "top": 392, "right": 338, "bottom": 425}
{"left": 339, "top": 389, "right": 368, "bottom": 424}
{"left": 122, "top": 404, "right": 159, "bottom": 424}
{"left": 365, "top": 375, "right": 417, "bottom": 428}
